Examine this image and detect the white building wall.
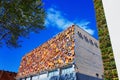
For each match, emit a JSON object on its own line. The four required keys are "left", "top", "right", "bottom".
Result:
{"left": 74, "top": 25, "right": 104, "bottom": 79}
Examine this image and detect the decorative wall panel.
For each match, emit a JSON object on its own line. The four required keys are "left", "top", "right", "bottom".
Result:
{"left": 17, "top": 26, "right": 75, "bottom": 78}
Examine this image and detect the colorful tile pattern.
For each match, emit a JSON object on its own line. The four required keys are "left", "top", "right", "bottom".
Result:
{"left": 17, "top": 26, "right": 75, "bottom": 78}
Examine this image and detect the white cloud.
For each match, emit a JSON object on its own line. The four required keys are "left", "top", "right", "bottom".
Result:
{"left": 75, "top": 21, "right": 94, "bottom": 35}
{"left": 45, "top": 7, "right": 94, "bottom": 35}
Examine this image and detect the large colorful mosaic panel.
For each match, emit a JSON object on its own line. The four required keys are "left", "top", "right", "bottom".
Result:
{"left": 17, "top": 26, "right": 75, "bottom": 78}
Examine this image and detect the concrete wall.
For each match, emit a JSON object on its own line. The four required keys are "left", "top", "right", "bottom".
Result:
{"left": 74, "top": 25, "right": 104, "bottom": 79}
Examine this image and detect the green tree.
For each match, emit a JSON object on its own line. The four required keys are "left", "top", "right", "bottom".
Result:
{"left": 0, "top": 0, "right": 46, "bottom": 48}
{"left": 93, "top": 0, "right": 118, "bottom": 79}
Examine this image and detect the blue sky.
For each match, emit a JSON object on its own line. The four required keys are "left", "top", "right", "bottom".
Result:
{"left": 0, "top": 0, "right": 98, "bottom": 72}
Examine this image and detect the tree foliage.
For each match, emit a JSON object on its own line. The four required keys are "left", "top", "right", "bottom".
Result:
{"left": 93, "top": 0, "right": 118, "bottom": 79}
{"left": 0, "top": 0, "right": 46, "bottom": 48}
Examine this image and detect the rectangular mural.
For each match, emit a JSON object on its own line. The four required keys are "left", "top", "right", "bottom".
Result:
{"left": 17, "top": 26, "right": 75, "bottom": 78}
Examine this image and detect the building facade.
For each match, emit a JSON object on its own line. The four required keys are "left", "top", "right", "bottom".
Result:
{"left": 16, "top": 25, "right": 104, "bottom": 80}
{"left": 0, "top": 70, "right": 17, "bottom": 80}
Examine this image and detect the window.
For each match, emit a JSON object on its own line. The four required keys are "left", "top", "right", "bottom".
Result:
{"left": 96, "top": 73, "right": 99, "bottom": 77}
{"left": 89, "top": 39, "right": 94, "bottom": 45}
{"left": 94, "top": 42, "right": 98, "bottom": 48}
{"left": 61, "top": 66, "right": 74, "bottom": 75}
{"left": 48, "top": 70, "right": 59, "bottom": 77}
{"left": 26, "top": 77, "right": 31, "bottom": 80}
{"left": 84, "top": 36, "right": 89, "bottom": 42}
{"left": 39, "top": 73, "right": 47, "bottom": 79}
{"left": 77, "top": 32, "right": 83, "bottom": 39}
{"left": 32, "top": 75, "right": 38, "bottom": 80}
{"left": 101, "top": 75, "right": 104, "bottom": 78}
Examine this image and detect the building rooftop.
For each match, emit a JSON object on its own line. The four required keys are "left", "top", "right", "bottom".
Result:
{"left": 0, "top": 70, "right": 17, "bottom": 80}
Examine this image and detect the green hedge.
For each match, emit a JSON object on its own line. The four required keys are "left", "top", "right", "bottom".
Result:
{"left": 93, "top": 0, "right": 118, "bottom": 79}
